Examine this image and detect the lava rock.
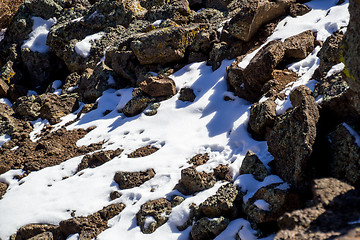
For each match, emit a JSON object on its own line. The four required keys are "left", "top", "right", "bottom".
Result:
{"left": 114, "top": 169, "right": 156, "bottom": 189}
{"left": 239, "top": 150, "right": 269, "bottom": 181}
{"left": 14, "top": 224, "right": 61, "bottom": 240}
{"left": 190, "top": 216, "right": 229, "bottom": 240}
{"left": 175, "top": 166, "right": 216, "bottom": 195}
{"left": 179, "top": 87, "right": 196, "bottom": 102}
{"left": 248, "top": 99, "right": 277, "bottom": 139}
{"left": 188, "top": 153, "right": 209, "bottom": 166}
{"left": 77, "top": 148, "right": 123, "bottom": 172}
{"left": 283, "top": 30, "right": 315, "bottom": 59}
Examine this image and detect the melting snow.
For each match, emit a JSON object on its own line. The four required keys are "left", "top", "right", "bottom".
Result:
{"left": 254, "top": 199, "right": 271, "bottom": 211}
{"left": 75, "top": 32, "right": 105, "bottom": 58}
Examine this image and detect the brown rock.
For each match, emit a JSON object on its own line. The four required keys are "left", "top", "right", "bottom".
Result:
{"left": 122, "top": 89, "right": 154, "bottom": 117}
{"left": 77, "top": 148, "right": 123, "bottom": 172}
{"left": 248, "top": 99, "right": 277, "bottom": 139}
{"left": 262, "top": 69, "right": 299, "bottom": 97}
{"left": 175, "top": 166, "right": 216, "bottom": 195}
{"left": 267, "top": 86, "right": 320, "bottom": 186}
{"left": 14, "top": 224, "right": 61, "bottom": 240}
{"left": 109, "top": 191, "right": 122, "bottom": 201}
{"left": 0, "top": 78, "right": 9, "bottom": 97}
{"left": 178, "top": 87, "right": 196, "bottom": 102}
{"left": 139, "top": 75, "right": 176, "bottom": 98}
{"left": 289, "top": 3, "right": 311, "bottom": 17}
{"left": 28, "top": 232, "right": 53, "bottom": 240}
{"left": 136, "top": 198, "right": 172, "bottom": 234}
{"left": 239, "top": 150, "right": 269, "bottom": 181}
{"left": 283, "top": 30, "right": 315, "bottom": 59}
{"left": 128, "top": 145, "right": 159, "bottom": 158}
{"left": 213, "top": 164, "right": 232, "bottom": 181}
{"left": 0, "top": 182, "right": 7, "bottom": 199}
{"left": 114, "top": 169, "right": 156, "bottom": 189}
{"left": 188, "top": 153, "right": 209, "bottom": 166}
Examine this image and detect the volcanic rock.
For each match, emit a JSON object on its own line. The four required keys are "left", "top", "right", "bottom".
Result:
{"left": 239, "top": 150, "right": 269, "bottom": 181}
{"left": 190, "top": 216, "right": 229, "bottom": 240}
{"left": 114, "top": 169, "right": 156, "bottom": 189}
{"left": 175, "top": 166, "right": 216, "bottom": 195}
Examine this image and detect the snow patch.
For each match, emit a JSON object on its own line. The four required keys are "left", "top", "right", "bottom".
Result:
{"left": 342, "top": 123, "right": 360, "bottom": 147}
{"left": 326, "top": 62, "right": 345, "bottom": 78}
{"left": 75, "top": 32, "right": 105, "bottom": 58}
{"left": 254, "top": 199, "right": 270, "bottom": 211}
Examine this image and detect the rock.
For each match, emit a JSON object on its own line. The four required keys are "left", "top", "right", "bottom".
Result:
{"left": 175, "top": 166, "right": 216, "bottom": 195}
{"left": 77, "top": 148, "right": 123, "bottom": 172}
{"left": 61, "top": 72, "right": 80, "bottom": 95}
{"left": 188, "top": 153, "right": 209, "bottom": 166}
{"left": 239, "top": 150, "right": 269, "bottom": 181}
{"left": 328, "top": 123, "right": 360, "bottom": 187}
{"left": 109, "top": 191, "right": 122, "bottom": 201}
{"left": 0, "top": 103, "right": 33, "bottom": 138}
{"left": 12, "top": 93, "right": 79, "bottom": 124}
{"left": 171, "top": 195, "right": 185, "bottom": 207}
{"left": 179, "top": 87, "right": 196, "bottom": 102}
{"left": 143, "top": 0, "right": 191, "bottom": 23}
{"left": 267, "top": 86, "right": 320, "bottom": 186}
{"left": 139, "top": 75, "right": 176, "bottom": 98}
{"left": 0, "top": 78, "right": 9, "bottom": 97}
{"left": 8, "top": 84, "right": 28, "bottom": 102}
{"left": 288, "top": 3, "right": 311, "bottom": 17}
{"left": 24, "top": 0, "right": 63, "bottom": 19}
{"left": 0, "top": 61, "right": 17, "bottom": 88}
{"left": 122, "top": 89, "right": 154, "bottom": 117}
{"left": 199, "top": 183, "right": 239, "bottom": 218}
{"left": 262, "top": 69, "right": 299, "bottom": 98}
{"left": 190, "top": 216, "right": 229, "bottom": 240}
{"left": 213, "top": 164, "right": 232, "bottom": 181}
{"left": 0, "top": 182, "right": 7, "bottom": 199}
{"left": 177, "top": 203, "right": 201, "bottom": 231}
{"left": 136, "top": 198, "right": 172, "bottom": 234}
{"left": 248, "top": 99, "right": 277, "bottom": 139}
{"left": 14, "top": 224, "right": 61, "bottom": 240}
{"left": 114, "top": 169, "right": 156, "bottom": 189}
{"left": 128, "top": 145, "right": 159, "bottom": 158}
{"left": 60, "top": 203, "right": 125, "bottom": 239}
{"left": 283, "top": 30, "right": 315, "bottom": 59}
{"left": 28, "top": 232, "right": 53, "bottom": 240}
{"left": 244, "top": 183, "right": 302, "bottom": 224}
{"left": 144, "top": 102, "right": 161, "bottom": 116}
{"left": 131, "top": 24, "right": 208, "bottom": 65}
{"left": 228, "top": 0, "right": 293, "bottom": 42}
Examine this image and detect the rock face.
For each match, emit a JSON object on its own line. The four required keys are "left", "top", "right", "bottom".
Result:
{"left": 228, "top": 0, "right": 294, "bottom": 42}
{"left": 190, "top": 216, "right": 229, "bottom": 240}
{"left": 239, "top": 150, "right": 268, "bottom": 181}
{"left": 114, "top": 169, "right": 156, "bottom": 189}
{"left": 60, "top": 203, "right": 125, "bottom": 239}
{"left": 268, "top": 86, "right": 320, "bottom": 186}
{"left": 77, "top": 148, "right": 123, "bottom": 172}
{"left": 199, "top": 183, "right": 239, "bottom": 218}
{"left": 175, "top": 166, "right": 216, "bottom": 195}
{"left": 136, "top": 198, "right": 172, "bottom": 234}
{"left": 276, "top": 178, "right": 360, "bottom": 240}
{"left": 328, "top": 123, "right": 360, "bottom": 187}
{"left": 0, "top": 103, "right": 33, "bottom": 139}
{"left": 139, "top": 75, "right": 177, "bottom": 98}
{"left": 244, "top": 183, "right": 302, "bottom": 224}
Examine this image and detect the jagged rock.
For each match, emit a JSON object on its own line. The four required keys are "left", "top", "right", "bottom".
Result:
{"left": 60, "top": 203, "right": 125, "bottom": 239}
{"left": 199, "top": 183, "right": 239, "bottom": 218}
{"left": 179, "top": 87, "right": 196, "bottom": 102}
{"left": 175, "top": 166, "right": 216, "bottom": 195}
{"left": 0, "top": 182, "right": 7, "bottom": 199}
{"left": 131, "top": 24, "right": 208, "bottom": 65}
{"left": 283, "top": 30, "right": 315, "bottom": 59}
{"left": 289, "top": 3, "right": 311, "bottom": 17}
{"left": 316, "top": 31, "right": 343, "bottom": 78}
{"left": 268, "top": 86, "right": 319, "bottom": 186}
{"left": 136, "top": 198, "right": 172, "bottom": 234}
{"left": 144, "top": 0, "right": 191, "bottom": 23}
{"left": 0, "top": 103, "right": 33, "bottom": 138}
{"left": 228, "top": 0, "right": 294, "bottom": 42}
{"left": 248, "top": 99, "right": 277, "bottom": 139}
{"left": 328, "top": 123, "right": 360, "bottom": 187}
{"left": 128, "top": 145, "right": 159, "bottom": 158}
{"left": 14, "top": 224, "right": 61, "bottom": 240}
{"left": 262, "top": 69, "right": 299, "bottom": 98}
{"left": 77, "top": 148, "right": 123, "bottom": 172}
{"left": 276, "top": 178, "right": 360, "bottom": 240}
{"left": 188, "top": 153, "right": 209, "bottom": 166}
{"left": 171, "top": 195, "right": 185, "bottom": 207}
{"left": 213, "top": 164, "right": 232, "bottom": 181}
{"left": 122, "top": 89, "right": 154, "bottom": 117}
{"left": 239, "top": 150, "right": 268, "bottom": 181}
{"left": 139, "top": 75, "right": 176, "bottom": 98}
{"left": 114, "top": 169, "right": 156, "bottom": 189}
{"left": 109, "top": 191, "right": 122, "bottom": 201}
{"left": 244, "top": 183, "right": 302, "bottom": 224}
{"left": 24, "top": 0, "right": 63, "bottom": 19}
{"left": 190, "top": 216, "right": 229, "bottom": 240}
{"left": 61, "top": 72, "right": 80, "bottom": 94}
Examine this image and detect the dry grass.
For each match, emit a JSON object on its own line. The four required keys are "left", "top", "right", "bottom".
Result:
{"left": 0, "top": 0, "right": 25, "bottom": 29}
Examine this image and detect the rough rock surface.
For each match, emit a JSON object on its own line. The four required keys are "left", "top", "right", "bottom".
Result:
{"left": 199, "top": 183, "right": 239, "bottom": 218}
{"left": 244, "top": 183, "right": 302, "bottom": 225}
{"left": 190, "top": 216, "right": 229, "bottom": 240}
{"left": 122, "top": 89, "right": 154, "bottom": 117}
{"left": 188, "top": 153, "right": 209, "bottom": 166}
{"left": 328, "top": 123, "right": 360, "bottom": 187}
{"left": 60, "top": 203, "right": 125, "bottom": 239}
{"left": 77, "top": 148, "right": 123, "bottom": 172}
{"left": 13, "top": 223, "right": 62, "bottom": 240}
{"left": 213, "top": 164, "right": 232, "bottom": 181}
{"left": 175, "top": 166, "right": 216, "bottom": 195}
{"left": 0, "top": 103, "right": 33, "bottom": 138}
{"left": 276, "top": 178, "right": 360, "bottom": 240}
{"left": 239, "top": 150, "right": 268, "bottom": 181}
{"left": 139, "top": 75, "right": 177, "bottom": 98}
{"left": 262, "top": 69, "right": 299, "bottom": 98}
{"left": 268, "top": 86, "right": 320, "bottom": 186}
{"left": 248, "top": 99, "right": 277, "bottom": 139}
{"left": 128, "top": 145, "right": 159, "bottom": 158}
{"left": 178, "top": 87, "right": 196, "bottom": 102}
{"left": 114, "top": 169, "right": 156, "bottom": 189}
{"left": 136, "top": 198, "right": 172, "bottom": 234}
{"left": 0, "top": 182, "right": 8, "bottom": 199}
{"left": 283, "top": 30, "right": 315, "bottom": 59}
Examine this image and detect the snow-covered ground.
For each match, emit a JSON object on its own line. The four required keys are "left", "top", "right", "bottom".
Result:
{"left": 0, "top": 1, "right": 350, "bottom": 239}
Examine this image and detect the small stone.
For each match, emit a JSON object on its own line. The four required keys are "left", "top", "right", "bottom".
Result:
{"left": 110, "top": 191, "right": 122, "bottom": 201}
{"left": 171, "top": 195, "right": 185, "bottom": 207}
{"left": 114, "top": 169, "right": 156, "bottom": 189}
{"left": 188, "top": 153, "right": 209, "bottom": 166}
{"left": 139, "top": 75, "right": 176, "bottom": 98}
{"left": 179, "top": 87, "right": 196, "bottom": 102}
{"left": 128, "top": 145, "right": 159, "bottom": 158}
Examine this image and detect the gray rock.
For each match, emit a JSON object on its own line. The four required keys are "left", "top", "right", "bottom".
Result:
{"left": 136, "top": 198, "right": 172, "bottom": 234}
{"left": 114, "top": 169, "right": 156, "bottom": 189}
{"left": 248, "top": 99, "right": 277, "bottom": 139}
{"left": 191, "top": 216, "right": 230, "bottom": 240}
{"left": 239, "top": 150, "right": 268, "bottom": 181}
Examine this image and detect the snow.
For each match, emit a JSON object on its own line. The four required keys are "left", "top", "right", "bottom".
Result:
{"left": 342, "top": 123, "right": 360, "bottom": 147}
{"left": 0, "top": 29, "right": 6, "bottom": 42}
{"left": 0, "top": 134, "right": 11, "bottom": 147}
{"left": 22, "top": 17, "right": 56, "bottom": 54}
{"left": 152, "top": 20, "right": 163, "bottom": 27}
{"left": 75, "top": 32, "right": 105, "bottom": 58}
{"left": 0, "top": 1, "right": 351, "bottom": 239}
{"left": 326, "top": 62, "right": 345, "bottom": 78}
{"left": 254, "top": 199, "right": 271, "bottom": 211}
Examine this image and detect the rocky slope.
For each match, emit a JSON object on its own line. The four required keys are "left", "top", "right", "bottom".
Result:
{"left": 0, "top": 0, "right": 359, "bottom": 240}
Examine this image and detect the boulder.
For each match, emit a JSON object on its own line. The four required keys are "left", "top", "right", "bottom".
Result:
{"left": 136, "top": 198, "right": 172, "bottom": 234}
{"left": 328, "top": 123, "right": 360, "bottom": 187}
{"left": 248, "top": 99, "right": 277, "bottom": 139}
{"left": 283, "top": 30, "right": 315, "bottom": 59}
{"left": 179, "top": 87, "right": 196, "bottom": 102}
{"left": 114, "top": 169, "right": 156, "bottom": 189}
{"left": 267, "top": 86, "right": 320, "bottom": 186}
{"left": 139, "top": 75, "right": 177, "bottom": 98}
{"left": 175, "top": 166, "right": 216, "bottom": 195}
{"left": 199, "top": 183, "right": 239, "bottom": 218}
{"left": 244, "top": 183, "right": 302, "bottom": 224}
{"left": 14, "top": 224, "right": 61, "bottom": 240}
{"left": 239, "top": 150, "right": 269, "bottom": 181}
{"left": 228, "top": 0, "right": 294, "bottom": 42}
{"left": 128, "top": 145, "right": 159, "bottom": 158}
{"left": 190, "top": 216, "right": 229, "bottom": 240}
{"left": 77, "top": 148, "right": 123, "bottom": 172}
